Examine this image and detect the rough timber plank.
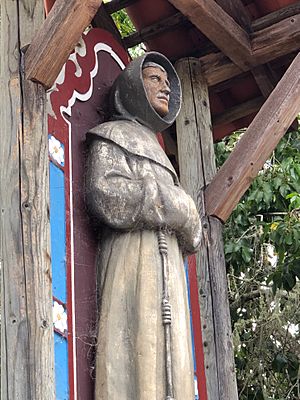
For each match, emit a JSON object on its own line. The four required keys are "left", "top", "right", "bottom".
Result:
{"left": 251, "top": 3, "right": 300, "bottom": 31}
{"left": 251, "top": 65, "right": 275, "bottom": 98}
{"left": 205, "top": 52, "right": 300, "bottom": 222}
{"left": 199, "top": 52, "right": 243, "bottom": 87}
{"left": 200, "top": 12, "right": 300, "bottom": 87}
{"left": 176, "top": 58, "right": 218, "bottom": 400}
{"left": 25, "top": 0, "right": 103, "bottom": 89}
{"left": 213, "top": 96, "right": 264, "bottom": 126}
{"left": 176, "top": 58, "right": 238, "bottom": 400}
{"left": 168, "top": 0, "right": 252, "bottom": 70}
{"left": 0, "top": 1, "right": 54, "bottom": 399}
{"left": 252, "top": 15, "right": 300, "bottom": 65}
{"left": 123, "top": 12, "right": 188, "bottom": 49}
{"left": 215, "top": 0, "right": 252, "bottom": 31}
{"left": 104, "top": 0, "right": 138, "bottom": 14}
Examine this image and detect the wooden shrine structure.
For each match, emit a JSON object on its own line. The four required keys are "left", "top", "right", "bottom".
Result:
{"left": 1, "top": 0, "right": 300, "bottom": 399}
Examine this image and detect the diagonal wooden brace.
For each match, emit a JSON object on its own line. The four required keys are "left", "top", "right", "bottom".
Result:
{"left": 205, "top": 52, "right": 300, "bottom": 222}
{"left": 25, "top": 0, "right": 103, "bottom": 89}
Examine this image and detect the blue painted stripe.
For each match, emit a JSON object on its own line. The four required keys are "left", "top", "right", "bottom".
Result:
{"left": 50, "top": 162, "right": 67, "bottom": 303}
{"left": 54, "top": 332, "right": 69, "bottom": 400}
{"left": 184, "top": 259, "right": 196, "bottom": 370}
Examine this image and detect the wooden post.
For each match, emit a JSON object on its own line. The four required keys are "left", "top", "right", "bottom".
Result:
{"left": 176, "top": 58, "right": 238, "bottom": 400}
{"left": 0, "top": 1, "right": 55, "bottom": 399}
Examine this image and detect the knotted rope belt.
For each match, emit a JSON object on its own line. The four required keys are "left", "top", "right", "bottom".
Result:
{"left": 157, "top": 230, "right": 175, "bottom": 400}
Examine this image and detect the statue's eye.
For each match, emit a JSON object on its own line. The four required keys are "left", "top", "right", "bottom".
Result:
{"left": 151, "top": 75, "right": 160, "bottom": 82}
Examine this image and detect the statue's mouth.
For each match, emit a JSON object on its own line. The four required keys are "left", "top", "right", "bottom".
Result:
{"left": 157, "top": 95, "right": 169, "bottom": 103}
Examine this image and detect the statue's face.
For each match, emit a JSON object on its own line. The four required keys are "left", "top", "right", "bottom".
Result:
{"left": 142, "top": 66, "right": 171, "bottom": 117}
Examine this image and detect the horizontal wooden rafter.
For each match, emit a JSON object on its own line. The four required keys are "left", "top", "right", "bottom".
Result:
{"left": 121, "top": 2, "right": 300, "bottom": 61}
{"left": 210, "top": 71, "right": 250, "bottom": 94}
{"left": 168, "top": 0, "right": 252, "bottom": 70}
{"left": 25, "top": 0, "right": 102, "bottom": 89}
{"left": 251, "top": 14, "right": 300, "bottom": 65}
{"left": 251, "top": 2, "right": 300, "bottom": 31}
{"left": 205, "top": 52, "right": 300, "bottom": 222}
{"left": 212, "top": 96, "right": 264, "bottom": 126}
{"left": 200, "top": 52, "right": 243, "bottom": 87}
{"left": 200, "top": 11, "right": 300, "bottom": 87}
{"left": 123, "top": 12, "right": 188, "bottom": 48}
{"left": 104, "top": 0, "right": 138, "bottom": 14}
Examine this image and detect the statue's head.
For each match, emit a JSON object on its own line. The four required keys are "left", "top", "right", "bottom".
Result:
{"left": 109, "top": 52, "right": 182, "bottom": 132}
{"left": 142, "top": 62, "right": 170, "bottom": 118}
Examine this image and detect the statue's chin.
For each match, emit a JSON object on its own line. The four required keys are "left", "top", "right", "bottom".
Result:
{"left": 155, "top": 107, "right": 169, "bottom": 118}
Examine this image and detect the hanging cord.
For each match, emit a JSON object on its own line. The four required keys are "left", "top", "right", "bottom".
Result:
{"left": 157, "top": 230, "right": 175, "bottom": 400}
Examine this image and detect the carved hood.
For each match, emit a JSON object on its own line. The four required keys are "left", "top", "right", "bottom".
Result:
{"left": 109, "top": 51, "right": 182, "bottom": 133}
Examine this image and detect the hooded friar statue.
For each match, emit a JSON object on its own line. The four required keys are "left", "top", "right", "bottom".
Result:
{"left": 85, "top": 52, "right": 201, "bottom": 400}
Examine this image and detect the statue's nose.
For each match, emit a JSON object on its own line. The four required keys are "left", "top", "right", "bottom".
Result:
{"left": 162, "top": 85, "right": 171, "bottom": 95}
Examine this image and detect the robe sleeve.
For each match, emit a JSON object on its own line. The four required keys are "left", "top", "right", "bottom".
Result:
{"left": 85, "top": 139, "right": 201, "bottom": 253}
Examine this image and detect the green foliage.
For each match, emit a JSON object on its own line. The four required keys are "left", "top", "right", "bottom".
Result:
{"left": 216, "top": 126, "right": 300, "bottom": 399}
{"left": 111, "top": 9, "right": 136, "bottom": 38}
{"left": 110, "top": 8, "right": 145, "bottom": 58}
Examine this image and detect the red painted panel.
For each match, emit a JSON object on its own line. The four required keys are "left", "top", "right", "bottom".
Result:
{"left": 44, "top": 0, "right": 55, "bottom": 15}
{"left": 188, "top": 255, "right": 208, "bottom": 400}
{"left": 48, "top": 28, "right": 129, "bottom": 400}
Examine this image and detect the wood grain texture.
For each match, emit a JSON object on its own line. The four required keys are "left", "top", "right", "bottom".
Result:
{"left": 1, "top": 1, "right": 54, "bottom": 399}
{"left": 205, "top": 52, "right": 300, "bottom": 222}
{"left": 207, "top": 216, "right": 238, "bottom": 400}
{"left": 199, "top": 52, "right": 243, "bottom": 87}
{"left": 169, "top": 0, "right": 252, "bottom": 70}
{"left": 215, "top": 0, "right": 252, "bottom": 31}
{"left": 252, "top": 15, "right": 300, "bottom": 65}
{"left": 123, "top": 12, "right": 188, "bottom": 49}
{"left": 251, "top": 2, "right": 300, "bottom": 31}
{"left": 25, "top": 0, "right": 103, "bottom": 88}
{"left": 176, "top": 58, "right": 218, "bottom": 400}
{"left": 251, "top": 65, "right": 275, "bottom": 98}
{"left": 104, "top": 0, "right": 138, "bottom": 14}
{"left": 176, "top": 58, "right": 238, "bottom": 400}
{"left": 199, "top": 12, "right": 300, "bottom": 87}
{"left": 213, "top": 96, "right": 264, "bottom": 126}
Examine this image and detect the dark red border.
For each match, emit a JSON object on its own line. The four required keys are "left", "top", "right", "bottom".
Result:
{"left": 188, "top": 255, "right": 208, "bottom": 400}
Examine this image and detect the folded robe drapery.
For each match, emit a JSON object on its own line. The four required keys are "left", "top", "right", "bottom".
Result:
{"left": 85, "top": 52, "right": 201, "bottom": 400}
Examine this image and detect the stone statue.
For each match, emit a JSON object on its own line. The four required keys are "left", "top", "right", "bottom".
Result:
{"left": 85, "top": 52, "right": 201, "bottom": 400}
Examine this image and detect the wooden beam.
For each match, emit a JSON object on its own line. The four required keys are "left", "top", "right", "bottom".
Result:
{"left": 25, "top": 0, "right": 103, "bottom": 89}
{"left": 213, "top": 96, "right": 264, "bottom": 126}
{"left": 251, "top": 14, "right": 300, "bottom": 65}
{"left": 176, "top": 58, "right": 238, "bottom": 400}
{"left": 200, "top": 52, "right": 243, "bottom": 87}
{"left": 251, "top": 2, "right": 300, "bottom": 31}
{"left": 1, "top": 0, "right": 54, "bottom": 398}
{"left": 251, "top": 65, "right": 275, "bottom": 98}
{"left": 104, "top": 0, "right": 138, "bottom": 14}
{"left": 123, "top": 12, "right": 188, "bottom": 48}
{"left": 205, "top": 52, "right": 300, "bottom": 222}
{"left": 215, "top": 0, "right": 252, "bottom": 32}
{"left": 210, "top": 71, "right": 251, "bottom": 94}
{"left": 168, "top": 0, "right": 252, "bottom": 70}
{"left": 200, "top": 11, "right": 300, "bottom": 87}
